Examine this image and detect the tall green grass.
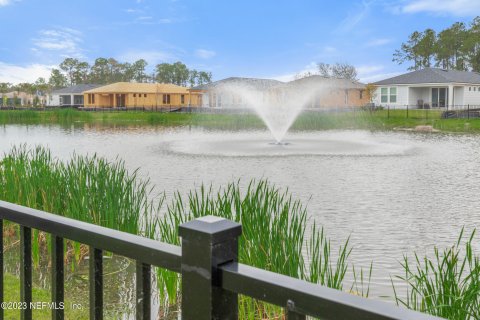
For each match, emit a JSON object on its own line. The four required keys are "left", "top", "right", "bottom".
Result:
{"left": 392, "top": 228, "right": 480, "bottom": 319}
{"left": 0, "top": 145, "right": 152, "bottom": 268}
{"left": 0, "top": 146, "right": 363, "bottom": 319}
{"left": 153, "top": 181, "right": 364, "bottom": 319}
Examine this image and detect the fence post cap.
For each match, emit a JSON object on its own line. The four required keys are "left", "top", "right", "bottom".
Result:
{"left": 179, "top": 215, "right": 242, "bottom": 244}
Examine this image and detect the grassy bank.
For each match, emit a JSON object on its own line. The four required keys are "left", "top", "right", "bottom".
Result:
{"left": 3, "top": 273, "right": 87, "bottom": 319}
{"left": 1, "top": 108, "right": 480, "bottom": 133}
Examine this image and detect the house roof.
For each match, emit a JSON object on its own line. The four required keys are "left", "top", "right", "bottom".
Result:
{"left": 52, "top": 84, "right": 102, "bottom": 95}
{"left": 84, "top": 82, "right": 191, "bottom": 94}
{"left": 3, "top": 91, "right": 32, "bottom": 99}
{"left": 191, "top": 77, "right": 284, "bottom": 90}
{"left": 374, "top": 68, "right": 480, "bottom": 85}
{"left": 287, "top": 75, "right": 365, "bottom": 89}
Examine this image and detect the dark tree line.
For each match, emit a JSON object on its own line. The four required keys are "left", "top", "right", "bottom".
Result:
{"left": 48, "top": 57, "right": 212, "bottom": 89}
{"left": 0, "top": 57, "right": 213, "bottom": 96}
{"left": 393, "top": 17, "right": 480, "bottom": 71}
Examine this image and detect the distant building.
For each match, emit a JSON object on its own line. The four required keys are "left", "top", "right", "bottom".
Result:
{"left": 191, "top": 77, "right": 283, "bottom": 108}
{"left": 283, "top": 75, "right": 368, "bottom": 108}
{"left": 47, "top": 84, "right": 101, "bottom": 107}
{"left": 83, "top": 82, "right": 202, "bottom": 108}
{"left": 0, "top": 91, "right": 45, "bottom": 106}
{"left": 191, "top": 76, "right": 368, "bottom": 108}
{"left": 373, "top": 68, "right": 480, "bottom": 108}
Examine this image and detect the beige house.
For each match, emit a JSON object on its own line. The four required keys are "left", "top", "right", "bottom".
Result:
{"left": 1, "top": 91, "right": 46, "bottom": 106}
{"left": 83, "top": 82, "right": 203, "bottom": 108}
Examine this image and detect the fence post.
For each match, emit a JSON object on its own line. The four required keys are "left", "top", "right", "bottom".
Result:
{"left": 179, "top": 216, "right": 242, "bottom": 320}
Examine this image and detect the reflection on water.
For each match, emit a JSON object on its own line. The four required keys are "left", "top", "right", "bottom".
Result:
{"left": 1, "top": 123, "right": 480, "bottom": 315}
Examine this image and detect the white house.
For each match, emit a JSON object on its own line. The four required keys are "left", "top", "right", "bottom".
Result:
{"left": 373, "top": 68, "right": 480, "bottom": 109}
{"left": 47, "top": 84, "right": 101, "bottom": 107}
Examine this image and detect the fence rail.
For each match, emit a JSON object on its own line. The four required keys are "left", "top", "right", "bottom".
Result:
{"left": 0, "top": 200, "right": 444, "bottom": 320}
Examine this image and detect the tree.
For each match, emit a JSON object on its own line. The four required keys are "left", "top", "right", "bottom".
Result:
{"left": 89, "top": 58, "right": 109, "bottom": 84}
{"left": 317, "top": 63, "right": 331, "bottom": 77}
{"left": 331, "top": 63, "right": 358, "bottom": 80}
{"left": 172, "top": 61, "right": 189, "bottom": 86}
{"left": 393, "top": 17, "right": 480, "bottom": 72}
{"left": 156, "top": 63, "right": 174, "bottom": 83}
{"left": 365, "top": 83, "right": 377, "bottom": 103}
{"left": 73, "top": 62, "right": 90, "bottom": 85}
{"left": 197, "top": 71, "right": 212, "bottom": 85}
{"left": 59, "top": 58, "right": 80, "bottom": 86}
{"left": 311, "top": 62, "right": 358, "bottom": 80}
{"left": 131, "top": 59, "right": 148, "bottom": 83}
{"left": 417, "top": 29, "right": 437, "bottom": 68}
{"left": 393, "top": 31, "right": 423, "bottom": 70}
{"left": 188, "top": 69, "right": 199, "bottom": 87}
{"left": 435, "top": 22, "right": 467, "bottom": 70}
{"left": 0, "top": 82, "right": 11, "bottom": 94}
{"left": 464, "top": 17, "right": 480, "bottom": 71}
{"left": 48, "top": 69, "right": 67, "bottom": 89}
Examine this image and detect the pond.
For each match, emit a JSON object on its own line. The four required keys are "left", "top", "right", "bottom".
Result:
{"left": 1, "top": 122, "right": 479, "bottom": 316}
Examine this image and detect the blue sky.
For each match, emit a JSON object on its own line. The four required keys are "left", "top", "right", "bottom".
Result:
{"left": 0, "top": 0, "right": 479, "bottom": 84}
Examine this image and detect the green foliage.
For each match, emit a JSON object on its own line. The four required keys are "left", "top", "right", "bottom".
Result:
{"left": 394, "top": 16, "right": 480, "bottom": 72}
{"left": 0, "top": 146, "right": 151, "bottom": 268}
{"left": 392, "top": 229, "right": 480, "bottom": 319}
{"left": 156, "top": 61, "right": 212, "bottom": 87}
{"left": 154, "top": 180, "right": 362, "bottom": 318}
{"left": 0, "top": 145, "right": 365, "bottom": 319}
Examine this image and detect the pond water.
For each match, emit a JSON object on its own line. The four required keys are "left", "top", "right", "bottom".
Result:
{"left": 1, "top": 123, "right": 479, "bottom": 316}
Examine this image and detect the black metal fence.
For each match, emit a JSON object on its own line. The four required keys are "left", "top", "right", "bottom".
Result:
{"left": 0, "top": 200, "right": 444, "bottom": 320}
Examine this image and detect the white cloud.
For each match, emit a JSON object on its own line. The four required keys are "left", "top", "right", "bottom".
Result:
{"left": 0, "top": 62, "right": 53, "bottom": 84}
{"left": 360, "top": 71, "right": 402, "bottom": 83}
{"left": 399, "top": 0, "right": 480, "bottom": 16}
{"left": 118, "top": 50, "right": 177, "bottom": 65}
{"left": 32, "top": 28, "right": 85, "bottom": 58}
{"left": 125, "top": 8, "right": 141, "bottom": 13}
{"left": 337, "top": 0, "right": 375, "bottom": 32}
{"left": 195, "top": 49, "right": 216, "bottom": 59}
{"left": 0, "top": 0, "right": 18, "bottom": 7}
{"left": 365, "top": 38, "right": 392, "bottom": 47}
{"left": 266, "top": 62, "right": 318, "bottom": 82}
{"left": 356, "top": 64, "right": 389, "bottom": 82}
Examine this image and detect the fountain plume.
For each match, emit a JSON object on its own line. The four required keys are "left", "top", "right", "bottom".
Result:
{"left": 217, "top": 83, "right": 322, "bottom": 142}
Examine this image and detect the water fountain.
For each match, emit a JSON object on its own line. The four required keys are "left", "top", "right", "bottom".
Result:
{"left": 167, "top": 77, "right": 411, "bottom": 157}
{"left": 218, "top": 80, "right": 321, "bottom": 143}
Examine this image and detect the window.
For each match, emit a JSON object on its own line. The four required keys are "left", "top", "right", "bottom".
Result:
{"left": 92, "top": 94, "right": 95, "bottom": 104}
{"left": 181, "top": 95, "right": 185, "bottom": 104}
{"left": 162, "top": 94, "right": 170, "bottom": 104}
{"left": 133, "top": 93, "right": 136, "bottom": 97}
{"left": 389, "top": 87, "right": 397, "bottom": 103}
{"left": 469, "top": 87, "right": 472, "bottom": 91}
{"left": 359, "top": 90, "right": 364, "bottom": 99}
{"left": 144, "top": 94, "right": 147, "bottom": 98}
{"left": 381, "top": 88, "right": 388, "bottom": 103}
{"left": 475, "top": 87, "right": 477, "bottom": 92}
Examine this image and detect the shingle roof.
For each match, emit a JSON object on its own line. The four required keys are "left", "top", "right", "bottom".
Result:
{"left": 191, "top": 77, "right": 284, "bottom": 90}
{"left": 84, "top": 82, "right": 190, "bottom": 94}
{"left": 374, "top": 68, "right": 480, "bottom": 85}
{"left": 51, "top": 84, "right": 101, "bottom": 95}
{"left": 287, "top": 75, "right": 365, "bottom": 89}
